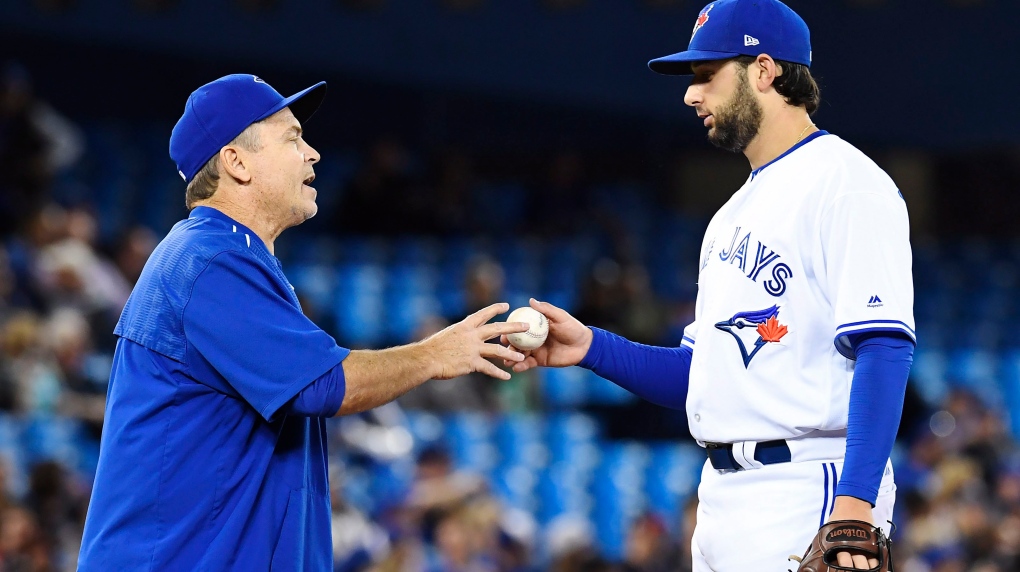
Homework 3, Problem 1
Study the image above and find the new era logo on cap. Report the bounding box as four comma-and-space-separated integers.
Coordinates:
744, 35, 759, 46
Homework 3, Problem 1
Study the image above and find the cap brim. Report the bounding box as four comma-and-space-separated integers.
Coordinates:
256, 81, 328, 124
648, 50, 741, 75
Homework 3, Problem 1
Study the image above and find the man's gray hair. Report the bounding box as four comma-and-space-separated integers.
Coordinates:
185, 123, 263, 210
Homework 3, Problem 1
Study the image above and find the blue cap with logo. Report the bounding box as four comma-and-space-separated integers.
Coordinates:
170, 74, 327, 183
648, 0, 811, 76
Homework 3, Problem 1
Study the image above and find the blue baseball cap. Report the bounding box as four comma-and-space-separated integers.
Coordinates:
648, 0, 811, 76
170, 74, 327, 183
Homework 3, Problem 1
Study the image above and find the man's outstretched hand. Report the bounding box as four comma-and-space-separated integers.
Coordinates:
501, 298, 593, 372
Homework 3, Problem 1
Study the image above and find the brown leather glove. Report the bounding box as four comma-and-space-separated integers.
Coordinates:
790, 520, 894, 572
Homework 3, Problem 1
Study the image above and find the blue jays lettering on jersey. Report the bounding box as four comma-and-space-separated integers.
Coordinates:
716, 226, 793, 297
78, 206, 349, 571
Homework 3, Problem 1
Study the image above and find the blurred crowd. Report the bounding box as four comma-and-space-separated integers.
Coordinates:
4, 58, 1020, 571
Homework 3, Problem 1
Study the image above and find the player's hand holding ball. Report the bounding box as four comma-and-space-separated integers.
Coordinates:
501, 298, 593, 373
505, 306, 549, 351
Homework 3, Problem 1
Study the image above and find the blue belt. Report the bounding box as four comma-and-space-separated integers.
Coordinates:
705, 439, 792, 471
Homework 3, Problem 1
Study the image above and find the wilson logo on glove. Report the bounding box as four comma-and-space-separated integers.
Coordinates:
791, 520, 894, 572
825, 526, 870, 542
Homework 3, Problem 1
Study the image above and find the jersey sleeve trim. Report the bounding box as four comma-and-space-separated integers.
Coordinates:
836, 319, 915, 338
681, 335, 696, 350
833, 321, 916, 360
260, 345, 350, 421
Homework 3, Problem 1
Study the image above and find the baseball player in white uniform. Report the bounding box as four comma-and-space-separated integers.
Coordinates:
505, 0, 915, 569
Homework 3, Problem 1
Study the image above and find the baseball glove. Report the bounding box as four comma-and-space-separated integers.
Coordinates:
790, 520, 894, 572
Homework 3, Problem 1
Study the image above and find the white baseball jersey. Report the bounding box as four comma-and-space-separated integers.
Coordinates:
681, 132, 914, 445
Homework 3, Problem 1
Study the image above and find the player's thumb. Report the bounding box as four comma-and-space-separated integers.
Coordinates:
530, 298, 567, 322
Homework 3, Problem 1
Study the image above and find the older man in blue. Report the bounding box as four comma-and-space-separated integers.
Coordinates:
77, 75, 529, 571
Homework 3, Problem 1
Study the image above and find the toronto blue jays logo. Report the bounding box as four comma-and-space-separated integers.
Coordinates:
691, 4, 713, 40
715, 305, 789, 368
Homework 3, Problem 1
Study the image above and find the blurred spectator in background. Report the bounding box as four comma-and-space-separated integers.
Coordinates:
616, 264, 667, 346
407, 447, 487, 515
0, 62, 83, 239
462, 256, 505, 317
109, 226, 157, 286
35, 206, 130, 348
0, 504, 52, 571
574, 258, 624, 335
43, 309, 106, 430
545, 514, 614, 572
330, 464, 391, 572
619, 513, 678, 572
25, 460, 87, 570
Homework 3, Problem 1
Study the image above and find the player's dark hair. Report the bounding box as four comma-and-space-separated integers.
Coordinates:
735, 56, 820, 116
185, 124, 263, 210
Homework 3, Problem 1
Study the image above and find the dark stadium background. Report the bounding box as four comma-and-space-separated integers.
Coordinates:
1, 0, 1018, 570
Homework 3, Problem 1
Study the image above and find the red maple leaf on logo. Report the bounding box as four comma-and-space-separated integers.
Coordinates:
757, 316, 788, 343
691, 4, 713, 39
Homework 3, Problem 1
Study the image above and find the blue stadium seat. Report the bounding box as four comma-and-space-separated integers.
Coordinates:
538, 367, 590, 408
645, 442, 704, 527
545, 414, 600, 477
999, 352, 1020, 439
493, 464, 539, 513
404, 411, 446, 451
392, 237, 442, 266
495, 413, 548, 470
910, 348, 950, 406
586, 372, 637, 405
536, 461, 593, 525
946, 348, 1003, 408
384, 262, 440, 342
20, 415, 84, 469
591, 442, 651, 560
334, 263, 386, 346
444, 413, 497, 474
289, 263, 337, 317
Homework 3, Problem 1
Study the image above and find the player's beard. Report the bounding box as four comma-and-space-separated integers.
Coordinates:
707, 71, 764, 153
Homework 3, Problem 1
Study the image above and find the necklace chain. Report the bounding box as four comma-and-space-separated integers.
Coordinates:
797, 123, 816, 142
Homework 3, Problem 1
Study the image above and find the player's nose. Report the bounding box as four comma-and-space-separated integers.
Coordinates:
684, 85, 701, 108
303, 141, 321, 164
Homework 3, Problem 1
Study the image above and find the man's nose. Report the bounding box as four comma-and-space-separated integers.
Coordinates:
684, 85, 701, 108
304, 143, 320, 164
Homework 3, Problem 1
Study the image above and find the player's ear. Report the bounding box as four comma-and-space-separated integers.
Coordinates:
753, 54, 780, 91
219, 145, 252, 184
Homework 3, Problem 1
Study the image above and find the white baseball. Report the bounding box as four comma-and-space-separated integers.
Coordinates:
506, 307, 549, 351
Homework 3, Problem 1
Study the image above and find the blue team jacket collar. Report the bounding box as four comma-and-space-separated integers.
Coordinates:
188, 206, 268, 251
750, 130, 829, 180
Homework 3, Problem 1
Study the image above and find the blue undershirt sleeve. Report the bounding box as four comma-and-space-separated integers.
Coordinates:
835, 332, 914, 505
577, 327, 692, 410
281, 361, 347, 417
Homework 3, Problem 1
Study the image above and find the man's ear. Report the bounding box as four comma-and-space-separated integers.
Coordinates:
753, 54, 780, 92
219, 145, 252, 184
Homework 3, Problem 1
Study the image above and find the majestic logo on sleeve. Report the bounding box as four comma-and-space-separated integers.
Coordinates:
715, 306, 789, 368
691, 4, 713, 39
